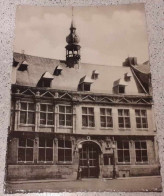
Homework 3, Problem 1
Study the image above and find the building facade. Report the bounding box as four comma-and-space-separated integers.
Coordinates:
6, 20, 160, 181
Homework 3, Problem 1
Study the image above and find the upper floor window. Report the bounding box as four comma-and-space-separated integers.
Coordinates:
18, 138, 34, 163
37, 72, 54, 88
100, 108, 113, 128
117, 141, 130, 163
118, 85, 125, 93
59, 105, 73, 127
92, 70, 99, 80
135, 141, 148, 163
118, 109, 131, 128
20, 102, 35, 125
135, 109, 148, 129
78, 76, 93, 92
82, 107, 95, 127
58, 140, 72, 162
40, 104, 54, 126
38, 138, 53, 162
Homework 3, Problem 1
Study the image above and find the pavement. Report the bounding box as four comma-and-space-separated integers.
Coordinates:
5, 176, 162, 193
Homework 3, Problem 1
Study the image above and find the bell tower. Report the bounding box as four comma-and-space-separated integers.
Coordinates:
65, 8, 81, 68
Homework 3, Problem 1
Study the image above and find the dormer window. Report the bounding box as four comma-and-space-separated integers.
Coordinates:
113, 79, 127, 94
53, 65, 63, 76
18, 60, 28, 71
124, 72, 132, 81
92, 70, 99, 79
78, 76, 93, 91
37, 72, 54, 88
118, 85, 125, 93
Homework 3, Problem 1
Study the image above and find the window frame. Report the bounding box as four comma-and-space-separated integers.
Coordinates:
39, 103, 54, 127
117, 141, 131, 164
118, 109, 131, 129
82, 107, 95, 128
58, 105, 73, 127
135, 109, 148, 129
135, 141, 148, 164
37, 138, 54, 163
57, 139, 72, 164
100, 108, 113, 129
17, 138, 34, 163
19, 101, 35, 125
118, 85, 125, 94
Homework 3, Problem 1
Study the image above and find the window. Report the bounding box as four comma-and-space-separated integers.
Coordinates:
18, 138, 34, 162
40, 104, 54, 126
100, 108, 113, 128
118, 109, 131, 128
59, 105, 72, 127
117, 141, 130, 163
118, 85, 125, 93
58, 140, 72, 162
78, 83, 91, 91
135, 141, 148, 163
40, 79, 51, 87
20, 102, 35, 124
38, 138, 53, 162
84, 83, 91, 91
135, 109, 148, 129
82, 107, 95, 127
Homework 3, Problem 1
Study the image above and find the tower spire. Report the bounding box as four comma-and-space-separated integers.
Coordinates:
65, 7, 81, 68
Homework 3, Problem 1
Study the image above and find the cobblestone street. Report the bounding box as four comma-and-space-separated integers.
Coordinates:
5, 176, 162, 193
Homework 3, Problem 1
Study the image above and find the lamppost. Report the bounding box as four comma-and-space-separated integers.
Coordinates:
111, 141, 117, 179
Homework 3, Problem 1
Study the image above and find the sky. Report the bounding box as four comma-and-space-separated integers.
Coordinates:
14, 4, 149, 66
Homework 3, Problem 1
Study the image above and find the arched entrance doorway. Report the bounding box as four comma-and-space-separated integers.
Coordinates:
78, 141, 101, 178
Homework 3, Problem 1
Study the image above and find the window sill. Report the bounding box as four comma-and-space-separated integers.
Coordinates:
17, 161, 34, 164
57, 161, 73, 165
118, 128, 131, 131
37, 161, 54, 164
135, 162, 149, 165
117, 162, 131, 165
58, 126, 73, 129
19, 124, 35, 127
136, 129, 148, 131
39, 125, 54, 128
82, 127, 95, 130
100, 127, 113, 130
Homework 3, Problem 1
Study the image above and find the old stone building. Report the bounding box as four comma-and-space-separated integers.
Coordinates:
6, 19, 160, 181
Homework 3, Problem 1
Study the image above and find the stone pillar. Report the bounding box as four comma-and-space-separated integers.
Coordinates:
34, 136, 39, 164
54, 138, 58, 164
130, 140, 136, 165
14, 99, 20, 131
35, 101, 40, 132
72, 104, 76, 134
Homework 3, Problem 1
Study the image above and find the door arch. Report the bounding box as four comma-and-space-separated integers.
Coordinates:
78, 141, 101, 178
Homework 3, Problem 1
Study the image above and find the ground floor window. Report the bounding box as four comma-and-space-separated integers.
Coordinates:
117, 141, 130, 163
135, 141, 148, 163
18, 138, 34, 162
38, 138, 53, 162
58, 140, 72, 162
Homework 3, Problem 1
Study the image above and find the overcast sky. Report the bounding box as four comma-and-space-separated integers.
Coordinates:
14, 4, 149, 66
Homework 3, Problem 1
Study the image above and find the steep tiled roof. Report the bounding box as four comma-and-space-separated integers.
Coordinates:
131, 61, 150, 75
12, 53, 146, 95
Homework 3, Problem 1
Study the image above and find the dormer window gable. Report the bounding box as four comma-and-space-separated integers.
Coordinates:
124, 72, 132, 81
37, 72, 54, 88
78, 76, 93, 91
18, 60, 28, 71
53, 65, 63, 76
92, 70, 99, 79
113, 79, 127, 94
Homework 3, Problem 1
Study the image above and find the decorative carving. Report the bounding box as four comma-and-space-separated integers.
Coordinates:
12, 86, 152, 105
